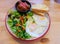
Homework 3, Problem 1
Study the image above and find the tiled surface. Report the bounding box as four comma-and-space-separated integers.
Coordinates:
0, 0, 60, 44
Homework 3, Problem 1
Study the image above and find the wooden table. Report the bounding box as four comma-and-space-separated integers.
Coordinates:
0, 0, 60, 44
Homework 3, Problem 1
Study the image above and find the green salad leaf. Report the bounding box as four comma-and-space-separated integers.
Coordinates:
27, 11, 33, 16
7, 18, 13, 27
7, 10, 34, 39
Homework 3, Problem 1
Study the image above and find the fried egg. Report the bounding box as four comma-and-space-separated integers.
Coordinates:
26, 14, 49, 39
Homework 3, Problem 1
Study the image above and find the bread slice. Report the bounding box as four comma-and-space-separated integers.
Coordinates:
32, 4, 49, 13
32, 9, 44, 16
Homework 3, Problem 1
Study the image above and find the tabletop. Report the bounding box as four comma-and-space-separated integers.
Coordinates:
0, 0, 60, 44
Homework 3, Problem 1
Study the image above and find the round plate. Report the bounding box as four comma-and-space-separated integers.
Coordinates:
5, 7, 51, 41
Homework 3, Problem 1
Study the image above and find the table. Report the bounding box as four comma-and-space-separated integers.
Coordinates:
0, 0, 60, 44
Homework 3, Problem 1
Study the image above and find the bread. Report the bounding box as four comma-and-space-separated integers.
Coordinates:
32, 4, 49, 13
32, 9, 44, 16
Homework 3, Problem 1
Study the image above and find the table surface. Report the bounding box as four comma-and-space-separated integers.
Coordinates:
0, 0, 60, 44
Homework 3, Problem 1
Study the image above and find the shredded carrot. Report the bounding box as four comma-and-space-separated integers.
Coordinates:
20, 16, 24, 24
18, 30, 21, 32
22, 26, 25, 30
16, 24, 21, 26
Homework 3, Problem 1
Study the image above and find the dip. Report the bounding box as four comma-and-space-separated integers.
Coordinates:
26, 14, 49, 40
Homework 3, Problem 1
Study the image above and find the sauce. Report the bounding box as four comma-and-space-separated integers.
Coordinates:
17, 1, 30, 12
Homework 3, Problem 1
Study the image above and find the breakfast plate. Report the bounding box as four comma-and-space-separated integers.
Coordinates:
5, 1, 51, 41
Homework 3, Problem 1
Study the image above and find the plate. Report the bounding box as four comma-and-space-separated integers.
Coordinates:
5, 7, 51, 41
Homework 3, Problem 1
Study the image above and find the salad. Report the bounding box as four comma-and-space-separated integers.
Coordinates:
7, 10, 34, 39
